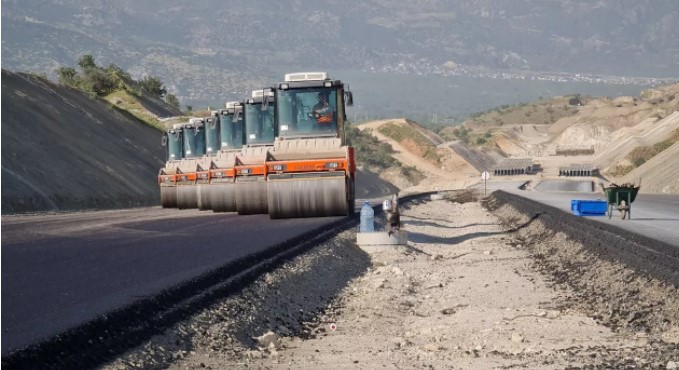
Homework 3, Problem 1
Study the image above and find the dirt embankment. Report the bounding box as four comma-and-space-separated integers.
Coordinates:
102, 193, 679, 369
1, 70, 165, 214
431, 83, 679, 194
622, 141, 679, 193
357, 119, 479, 193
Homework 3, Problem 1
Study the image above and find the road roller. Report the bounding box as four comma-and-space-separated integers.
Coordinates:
266, 72, 355, 218
196, 111, 221, 210
158, 124, 185, 208
203, 102, 245, 212
233, 88, 276, 215
173, 118, 209, 209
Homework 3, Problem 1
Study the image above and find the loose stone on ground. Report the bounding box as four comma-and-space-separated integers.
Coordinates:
103, 197, 679, 369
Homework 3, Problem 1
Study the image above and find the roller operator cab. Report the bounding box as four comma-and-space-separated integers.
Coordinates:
276, 72, 352, 142
204, 111, 221, 155
244, 89, 276, 146
267, 72, 356, 219
182, 118, 206, 158
219, 101, 245, 150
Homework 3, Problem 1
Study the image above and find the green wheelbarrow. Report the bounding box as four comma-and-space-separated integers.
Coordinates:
600, 183, 640, 220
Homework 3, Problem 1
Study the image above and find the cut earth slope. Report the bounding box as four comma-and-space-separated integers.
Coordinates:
1, 70, 166, 214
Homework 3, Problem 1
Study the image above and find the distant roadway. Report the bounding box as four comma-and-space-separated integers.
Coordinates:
505, 189, 679, 247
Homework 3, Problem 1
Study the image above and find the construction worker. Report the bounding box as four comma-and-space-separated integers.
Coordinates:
311, 90, 335, 125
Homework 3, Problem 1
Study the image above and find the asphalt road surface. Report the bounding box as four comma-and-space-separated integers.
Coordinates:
355, 169, 400, 200
1, 208, 343, 354
505, 189, 679, 247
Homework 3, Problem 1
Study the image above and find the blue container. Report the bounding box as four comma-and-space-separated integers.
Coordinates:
359, 202, 375, 232
571, 199, 607, 216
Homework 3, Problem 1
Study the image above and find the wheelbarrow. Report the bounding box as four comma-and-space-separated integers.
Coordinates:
600, 183, 640, 220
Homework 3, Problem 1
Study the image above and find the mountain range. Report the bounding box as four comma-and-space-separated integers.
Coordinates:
3, 0, 678, 108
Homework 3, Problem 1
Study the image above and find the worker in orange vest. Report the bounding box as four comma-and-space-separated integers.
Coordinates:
311, 90, 335, 124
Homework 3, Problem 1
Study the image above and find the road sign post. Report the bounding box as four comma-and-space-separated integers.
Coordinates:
481, 171, 490, 196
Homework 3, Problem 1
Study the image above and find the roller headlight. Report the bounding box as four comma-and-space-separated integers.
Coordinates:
325, 162, 339, 169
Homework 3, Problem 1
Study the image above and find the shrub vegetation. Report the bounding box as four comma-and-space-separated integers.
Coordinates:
56, 54, 171, 102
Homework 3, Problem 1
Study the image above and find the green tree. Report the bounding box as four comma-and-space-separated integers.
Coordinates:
57, 66, 79, 86
166, 93, 180, 109
105, 63, 130, 80
81, 67, 117, 96
103, 63, 131, 91
78, 54, 97, 69
139, 76, 167, 97
185, 105, 193, 113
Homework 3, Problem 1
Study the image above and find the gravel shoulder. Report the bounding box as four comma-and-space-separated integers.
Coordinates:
103, 195, 679, 369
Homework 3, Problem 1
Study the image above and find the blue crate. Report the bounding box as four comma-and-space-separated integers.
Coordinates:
571, 199, 607, 216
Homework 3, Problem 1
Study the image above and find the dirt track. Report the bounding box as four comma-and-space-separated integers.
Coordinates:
102, 194, 679, 369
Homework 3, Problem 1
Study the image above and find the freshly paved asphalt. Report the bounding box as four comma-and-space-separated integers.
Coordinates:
4, 179, 675, 355
1, 208, 342, 354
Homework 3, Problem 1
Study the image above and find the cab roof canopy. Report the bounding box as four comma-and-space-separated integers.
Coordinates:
280, 72, 343, 90
284, 72, 329, 82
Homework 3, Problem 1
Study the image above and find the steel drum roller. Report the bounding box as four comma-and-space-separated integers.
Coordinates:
211, 183, 238, 213
236, 177, 268, 215
176, 186, 198, 209
267, 172, 348, 219
160, 187, 178, 208
197, 185, 211, 211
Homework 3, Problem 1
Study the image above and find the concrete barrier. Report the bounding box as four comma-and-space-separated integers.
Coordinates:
356, 230, 408, 253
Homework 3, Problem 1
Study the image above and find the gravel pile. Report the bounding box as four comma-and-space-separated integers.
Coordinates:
487, 197, 679, 368
102, 195, 679, 369
102, 230, 371, 369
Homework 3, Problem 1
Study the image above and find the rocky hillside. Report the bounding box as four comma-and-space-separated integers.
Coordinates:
622, 141, 679, 193
359, 83, 679, 195
1, 70, 167, 214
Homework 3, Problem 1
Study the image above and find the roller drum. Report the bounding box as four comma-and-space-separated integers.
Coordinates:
267, 173, 348, 219
176, 185, 198, 209
160, 186, 178, 208
236, 177, 268, 215
211, 183, 238, 213
197, 185, 211, 210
